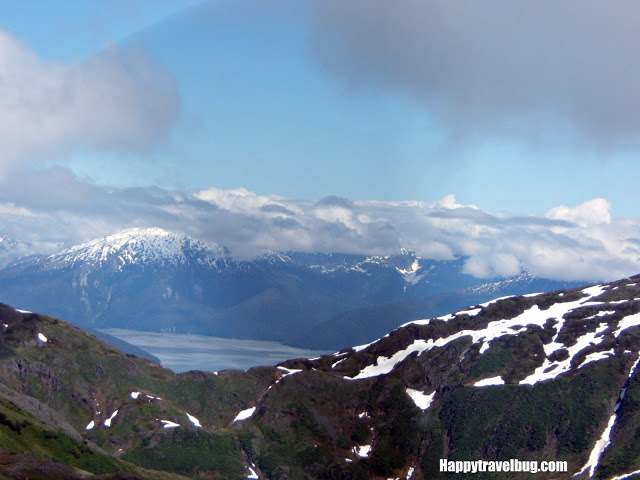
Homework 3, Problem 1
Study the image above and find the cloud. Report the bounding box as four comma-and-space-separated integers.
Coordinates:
261, 204, 297, 216
463, 253, 521, 278
545, 198, 612, 227
0, 29, 178, 174
0, 172, 639, 282
316, 196, 354, 208
194, 187, 297, 216
308, 1, 640, 148
0, 203, 37, 217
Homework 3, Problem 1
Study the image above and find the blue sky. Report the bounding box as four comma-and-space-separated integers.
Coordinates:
0, 0, 637, 215
1, 1, 640, 281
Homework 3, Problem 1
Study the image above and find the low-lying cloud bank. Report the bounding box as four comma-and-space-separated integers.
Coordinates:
0, 171, 637, 283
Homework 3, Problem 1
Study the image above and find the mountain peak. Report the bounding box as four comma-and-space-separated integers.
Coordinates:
43, 227, 228, 270
0, 234, 35, 269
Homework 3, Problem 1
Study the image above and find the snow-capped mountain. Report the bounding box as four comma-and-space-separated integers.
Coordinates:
294, 248, 426, 284
272, 274, 640, 479
0, 228, 583, 349
39, 227, 229, 271
0, 234, 36, 269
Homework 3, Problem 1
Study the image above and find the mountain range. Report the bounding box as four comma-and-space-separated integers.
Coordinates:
0, 228, 584, 350
2, 275, 640, 478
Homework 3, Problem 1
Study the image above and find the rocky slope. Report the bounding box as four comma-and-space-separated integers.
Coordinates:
3, 276, 640, 478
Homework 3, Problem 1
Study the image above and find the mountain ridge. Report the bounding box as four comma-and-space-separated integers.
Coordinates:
0, 228, 587, 349
33, 227, 230, 271
3, 275, 640, 478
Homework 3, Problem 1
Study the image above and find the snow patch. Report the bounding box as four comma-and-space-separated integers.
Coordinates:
574, 413, 617, 477
352, 342, 374, 353
520, 325, 606, 385
247, 466, 259, 479
346, 340, 432, 380
131, 391, 140, 399
332, 358, 347, 369
353, 445, 371, 458
186, 412, 201, 428
474, 376, 505, 387
397, 259, 425, 285
574, 352, 640, 477
161, 420, 180, 429
348, 285, 615, 382
581, 285, 607, 299
85, 420, 95, 430
585, 311, 617, 320
37, 333, 47, 343
277, 366, 302, 377
608, 468, 640, 480
579, 350, 615, 368
614, 312, 640, 337
104, 410, 118, 428
396, 259, 420, 276
234, 407, 256, 423
406, 389, 435, 410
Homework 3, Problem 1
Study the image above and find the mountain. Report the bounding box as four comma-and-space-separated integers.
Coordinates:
38, 227, 229, 270
0, 234, 38, 269
0, 228, 583, 350
294, 272, 582, 349
3, 275, 640, 478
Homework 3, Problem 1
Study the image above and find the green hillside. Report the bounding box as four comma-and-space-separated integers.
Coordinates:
1, 275, 640, 478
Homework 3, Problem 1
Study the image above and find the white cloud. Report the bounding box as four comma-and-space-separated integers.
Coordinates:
463, 253, 521, 278
545, 198, 611, 227
0, 202, 37, 217
195, 187, 298, 215
0, 175, 638, 282
0, 29, 178, 174
313, 206, 359, 231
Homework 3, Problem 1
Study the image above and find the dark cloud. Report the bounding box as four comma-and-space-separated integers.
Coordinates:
0, 168, 97, 210
309, 1, 640, 148
272, 217, 302, 229
316, 195, 354, 208
261, 204, 297, 216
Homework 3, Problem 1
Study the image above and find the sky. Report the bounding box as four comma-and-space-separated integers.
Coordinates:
1, 0, 640, 281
